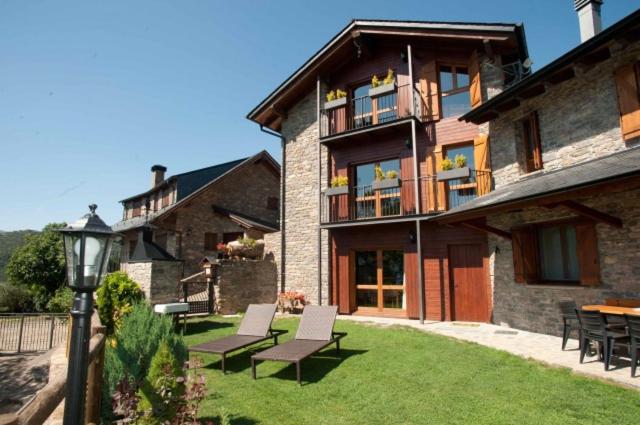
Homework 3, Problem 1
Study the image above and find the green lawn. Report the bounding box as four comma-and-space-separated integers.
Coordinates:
184, 316, 640, 425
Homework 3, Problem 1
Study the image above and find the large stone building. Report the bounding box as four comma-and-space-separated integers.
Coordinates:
112, 151, 280, 302
247, 2, 640, 335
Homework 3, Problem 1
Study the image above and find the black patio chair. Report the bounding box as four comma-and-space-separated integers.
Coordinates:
559, 301, 581, 350
624, 314, 640, 377
577, 309, 629, 371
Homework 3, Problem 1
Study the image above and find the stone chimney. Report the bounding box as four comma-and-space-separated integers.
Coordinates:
574, 0, 603, 43
151, 165, 167, 188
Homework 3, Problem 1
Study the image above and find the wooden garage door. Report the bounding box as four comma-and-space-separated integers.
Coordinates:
448, 244, 490, 322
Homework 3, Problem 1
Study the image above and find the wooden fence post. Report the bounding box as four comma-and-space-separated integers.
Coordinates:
84, 325, 107, 425
16, 314, 25, 353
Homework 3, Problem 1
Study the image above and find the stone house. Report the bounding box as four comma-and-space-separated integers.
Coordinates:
248, 3, 640, 335
112, 151, 280, 302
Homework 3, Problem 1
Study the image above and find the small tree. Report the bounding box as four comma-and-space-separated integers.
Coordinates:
5, 223, 66, 297
96, 271, 144, 334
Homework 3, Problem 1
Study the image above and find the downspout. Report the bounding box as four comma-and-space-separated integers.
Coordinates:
317, 75, 323, 306
408, 44, 425, 324
260, 125, 286, 294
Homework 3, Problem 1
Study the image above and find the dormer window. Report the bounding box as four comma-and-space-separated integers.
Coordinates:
439, 65, 471, 118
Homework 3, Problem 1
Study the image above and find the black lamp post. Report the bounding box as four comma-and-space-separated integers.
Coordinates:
58, 204, 119, 425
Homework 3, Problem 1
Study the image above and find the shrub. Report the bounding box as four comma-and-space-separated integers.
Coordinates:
0, 282, 33, 312
102, 303, 187, 422
326, 90, 336, 102
374, 165, 385, 181
46, 286, 74, 313
238, 237, 256, 248
386, 170, 398, 179
371, 74, 380, 88
383, 68, 395, 85
441, 157, 453, 171
454, 154, 467, 168
137, 341, 184, 422
335, 89, 347, 99
330, 175, 348, 188
96, 271, 143, 334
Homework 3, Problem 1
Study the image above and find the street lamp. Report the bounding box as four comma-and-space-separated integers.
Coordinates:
58, 204, 119, 425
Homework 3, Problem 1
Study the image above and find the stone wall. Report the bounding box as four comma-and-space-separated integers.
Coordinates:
279, 89, 330, 305
490, 42, 640, 188
263, 231, 281, 290
126, 260, 184, 304
488, 188, 640, 336
214, 259, 278, 314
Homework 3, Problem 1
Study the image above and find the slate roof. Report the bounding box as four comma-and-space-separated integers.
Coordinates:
433, 146, 640, 221
212, 205, 279, 233
120, 157, 247, 203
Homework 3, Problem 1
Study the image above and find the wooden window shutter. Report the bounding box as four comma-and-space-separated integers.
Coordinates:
614, 63, 640, 141
530, 112, 543, 170
511, 225, 538, 284
419, 60, 440, 122
575, 221, 600, 286
473, 134, 491, 195
469, 50, 482, 108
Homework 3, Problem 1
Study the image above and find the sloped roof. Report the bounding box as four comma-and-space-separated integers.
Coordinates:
432, 147, 640, 223
212, 205, 279, 233
120, 157, 247, 203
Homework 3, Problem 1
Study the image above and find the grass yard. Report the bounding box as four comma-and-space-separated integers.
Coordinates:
184, 316, 640, 425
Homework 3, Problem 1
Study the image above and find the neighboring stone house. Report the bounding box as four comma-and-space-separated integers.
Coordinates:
112, 151, 280, 303
247, 3, 640, 335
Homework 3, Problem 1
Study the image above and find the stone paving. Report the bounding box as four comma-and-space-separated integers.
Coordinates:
336, 315, 640, 389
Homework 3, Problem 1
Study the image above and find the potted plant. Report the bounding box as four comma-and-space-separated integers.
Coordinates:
369, 69, 396, 98
325, 175, 349, 196
216, 242, 228, 259
277, 291, 306, 313
373, 168, 401, 190
324, 89, 347, 110
437, 154, 471, 181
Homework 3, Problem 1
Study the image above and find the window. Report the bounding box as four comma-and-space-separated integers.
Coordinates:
520, 112, 543, 172
444, 143, 477, 205
354, 249, 404, 311
354, 159, 401, 219
132, 200, 142, 217
614, 61, 640, 141
222, 232, 243, 244
267, 196, 279, 210
128, 239, 138, 258
512, 220, 599, 286
538, 224, 579, 282
439, 65, 471, 118
352, 77, 398, 129
204, 232, 218, 251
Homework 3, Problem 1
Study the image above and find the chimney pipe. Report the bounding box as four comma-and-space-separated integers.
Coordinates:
574, 0, 603, 43
151, 165, 167, 188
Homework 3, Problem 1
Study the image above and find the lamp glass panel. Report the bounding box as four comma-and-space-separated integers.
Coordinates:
64, 233, 80, 286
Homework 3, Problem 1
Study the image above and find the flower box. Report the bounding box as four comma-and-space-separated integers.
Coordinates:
324, 97, 347, 110
324, 186, 349, 196
437, 167, 470, 181
368, 82, 396, 98
372, 178, 400, 190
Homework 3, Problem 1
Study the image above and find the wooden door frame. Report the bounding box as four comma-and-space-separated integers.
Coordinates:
350, 247, 406, 314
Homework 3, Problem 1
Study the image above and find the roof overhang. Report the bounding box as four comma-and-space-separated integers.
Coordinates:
247, 19, 527, 132
460, 9, 640, 125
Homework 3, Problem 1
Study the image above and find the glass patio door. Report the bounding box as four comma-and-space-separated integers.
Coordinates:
354, 250, 405, 312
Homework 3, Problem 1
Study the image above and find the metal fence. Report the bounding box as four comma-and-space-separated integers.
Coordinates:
0, 313, 69, 353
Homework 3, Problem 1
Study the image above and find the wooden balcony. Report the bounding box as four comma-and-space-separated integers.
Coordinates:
320, 170, 492, 225
320, 84, 425, 140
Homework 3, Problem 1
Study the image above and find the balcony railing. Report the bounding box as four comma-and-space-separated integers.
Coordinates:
320, 170, 492, 224
320, 84, 425, 138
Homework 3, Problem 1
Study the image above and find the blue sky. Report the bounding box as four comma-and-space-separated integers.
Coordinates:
0, 1, 637, 231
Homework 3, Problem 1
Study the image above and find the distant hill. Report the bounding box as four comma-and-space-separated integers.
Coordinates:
0, 230, 38, 282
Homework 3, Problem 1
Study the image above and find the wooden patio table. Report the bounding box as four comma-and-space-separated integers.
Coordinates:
582, 305, 640, 316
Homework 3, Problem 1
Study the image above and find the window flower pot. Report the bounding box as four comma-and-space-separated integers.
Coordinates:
368, 82, 396, 98
437, 167, 470, 181
324, 97, 347, 110
324, 186, 349, 196
372, 178, 400, 190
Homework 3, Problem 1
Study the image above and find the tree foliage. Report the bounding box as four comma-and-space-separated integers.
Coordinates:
96, 271, 144, 334
5, 223, 66, 294
0, 229, 38, 283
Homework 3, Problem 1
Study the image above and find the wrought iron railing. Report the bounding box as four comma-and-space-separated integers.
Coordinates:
320, 84, 425, 138
320, 170, 492, 224
0, 313, 69, 353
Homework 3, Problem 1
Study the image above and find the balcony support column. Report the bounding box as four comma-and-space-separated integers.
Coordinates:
317, 75, 323, 305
